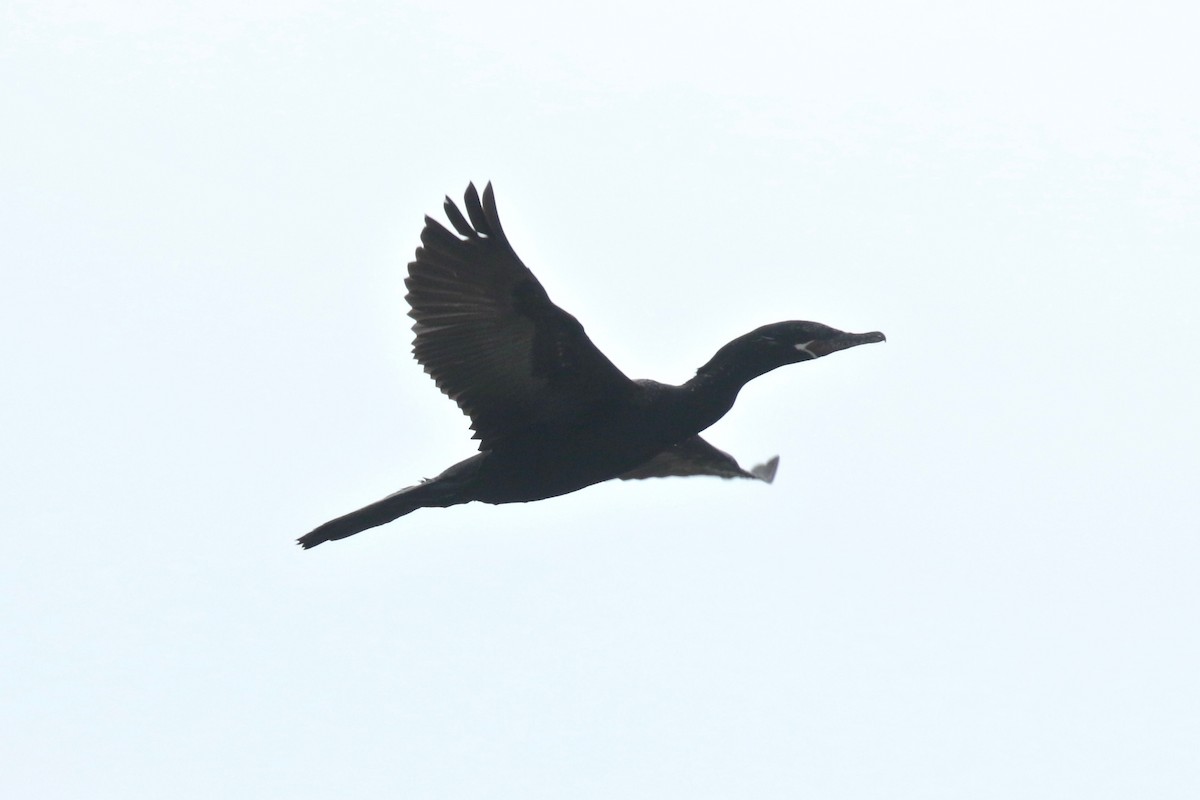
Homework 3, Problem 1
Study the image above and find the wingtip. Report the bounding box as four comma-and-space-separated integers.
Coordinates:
441, 195, 475, 238
480, 181, 506, 243
750, 455, 780, 484
461, 183, 489, 234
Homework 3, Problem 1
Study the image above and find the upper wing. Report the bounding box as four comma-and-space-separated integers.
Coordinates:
404, 183, 635, 449
617, 436, 779, 483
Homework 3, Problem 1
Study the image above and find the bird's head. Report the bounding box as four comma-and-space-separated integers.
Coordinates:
749, 321, 886, 364
696, 320, 886, 386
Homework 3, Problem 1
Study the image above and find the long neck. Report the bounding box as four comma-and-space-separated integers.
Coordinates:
694, 332, 789, 388
677, 335, 787, 432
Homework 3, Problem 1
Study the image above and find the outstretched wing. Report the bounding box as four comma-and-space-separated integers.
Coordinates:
618, 436, 779, 483
404, 183, 635, 449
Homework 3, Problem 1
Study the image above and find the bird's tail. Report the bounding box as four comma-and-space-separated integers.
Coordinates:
297, 485, 421, 549
297, 455, 484, 549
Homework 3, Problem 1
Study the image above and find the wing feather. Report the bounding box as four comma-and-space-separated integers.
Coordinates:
404, 183, 634, 449
618, 437, 779, 483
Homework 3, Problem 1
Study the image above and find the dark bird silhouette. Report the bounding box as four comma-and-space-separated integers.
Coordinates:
298, 184, 884, 548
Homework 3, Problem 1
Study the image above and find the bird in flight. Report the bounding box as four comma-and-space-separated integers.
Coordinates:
299, 184, 884, 548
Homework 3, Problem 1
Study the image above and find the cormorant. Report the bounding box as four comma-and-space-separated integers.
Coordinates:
299, 184, 884, 548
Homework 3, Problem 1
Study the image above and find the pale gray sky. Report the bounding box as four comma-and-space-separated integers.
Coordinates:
3, 1, 1198, 798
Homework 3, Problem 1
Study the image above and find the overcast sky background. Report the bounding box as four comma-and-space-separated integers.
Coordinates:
3, 1, 1198, 797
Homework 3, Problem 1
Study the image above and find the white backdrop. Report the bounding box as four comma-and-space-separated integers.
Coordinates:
4, 1, 1198, 797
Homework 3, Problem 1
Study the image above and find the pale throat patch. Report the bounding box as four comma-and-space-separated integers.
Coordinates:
794, 341, 817, 358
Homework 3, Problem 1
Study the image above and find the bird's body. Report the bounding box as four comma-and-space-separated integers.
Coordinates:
299, 184, 884, 548
416, 377, 737, 504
